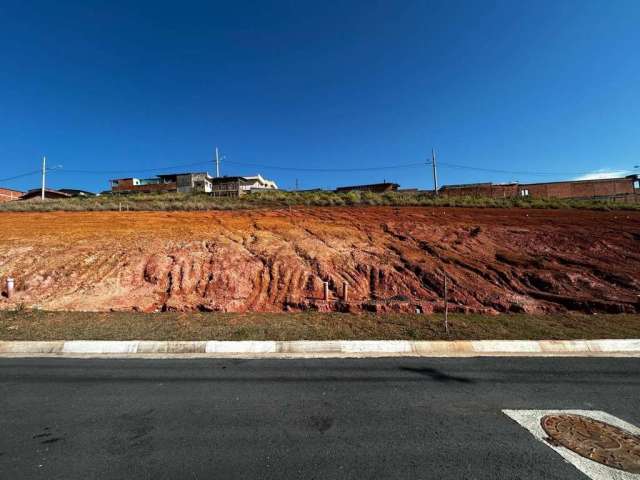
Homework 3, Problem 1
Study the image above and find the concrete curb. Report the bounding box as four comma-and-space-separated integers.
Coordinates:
1, 339, 640, 358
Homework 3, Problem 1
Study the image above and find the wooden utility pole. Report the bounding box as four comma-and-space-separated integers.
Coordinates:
41, 156, 46, 201
431, 148, 438, 195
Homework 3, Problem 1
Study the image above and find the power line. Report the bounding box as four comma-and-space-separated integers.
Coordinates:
223, 159, 426, 172
2, 157, 635, 181
225, 159, 636, 177
436, 161, 618, 177
45, 159, 429, 174
57, 160, 213, 175
0, 159, 427, 182
0, 169, 43, 183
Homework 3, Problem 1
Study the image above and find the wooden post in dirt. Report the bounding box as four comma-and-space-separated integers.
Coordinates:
343, 282, 349, 302
6, 277, 14, 299
323, 282, 329, 301
444, 272, 449, 334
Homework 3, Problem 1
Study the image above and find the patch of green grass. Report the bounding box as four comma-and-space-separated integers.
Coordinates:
0, 310, 639, 341
0, 190, 638, 212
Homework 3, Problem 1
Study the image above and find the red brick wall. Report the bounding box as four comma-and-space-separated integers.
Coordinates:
525, 178, 635, 199
111, 182, 176, 193
0, 188, 23, 202
441, 184, 518, 198
443, 178, 637, 200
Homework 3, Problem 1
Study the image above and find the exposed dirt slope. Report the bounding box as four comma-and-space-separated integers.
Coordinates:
0, 207, 638, 314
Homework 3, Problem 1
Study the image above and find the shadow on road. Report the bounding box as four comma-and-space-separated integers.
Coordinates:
399, 366, 474, 383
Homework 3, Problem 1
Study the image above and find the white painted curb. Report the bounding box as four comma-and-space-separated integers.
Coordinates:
0, 339, 640, 357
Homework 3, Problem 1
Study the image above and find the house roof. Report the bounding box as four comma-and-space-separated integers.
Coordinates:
210, 176, 247, 183
242, 174, 278, 189
441, 175, 637, 191
157, 172, 209, 179
440, 182, 493, 189
58, 188, 96, 196
20, 188, 72, 200
517, 176, 636, 187
335, 182, 400, 191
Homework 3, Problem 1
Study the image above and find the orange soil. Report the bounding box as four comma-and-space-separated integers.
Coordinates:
0, 207, 638, 314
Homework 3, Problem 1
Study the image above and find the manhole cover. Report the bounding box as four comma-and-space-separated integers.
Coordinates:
541, 414, 640, 473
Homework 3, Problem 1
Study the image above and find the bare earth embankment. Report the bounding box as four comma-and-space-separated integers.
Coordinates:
0, 207, 639, 314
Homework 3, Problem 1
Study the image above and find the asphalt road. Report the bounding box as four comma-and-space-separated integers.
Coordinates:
1, 357, 639, 479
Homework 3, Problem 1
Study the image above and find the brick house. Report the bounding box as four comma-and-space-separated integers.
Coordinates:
0, 187, 24, 202
111, 172, 278, 196
210, 175, 279, 197
335, 182, 400, 193
19, 189, 72, 200
110, 176, 178, 194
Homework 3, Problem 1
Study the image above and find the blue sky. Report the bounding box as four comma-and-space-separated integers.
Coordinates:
1, 0, 639, 193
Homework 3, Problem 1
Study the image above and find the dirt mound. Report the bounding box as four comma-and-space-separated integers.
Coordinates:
0, 207, 638, 314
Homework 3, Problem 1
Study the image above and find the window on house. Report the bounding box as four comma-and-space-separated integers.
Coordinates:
520, 189, 529, 197
634, 180, 639, 190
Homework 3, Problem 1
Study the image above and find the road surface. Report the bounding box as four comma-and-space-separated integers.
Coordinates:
1, 357, 639, 479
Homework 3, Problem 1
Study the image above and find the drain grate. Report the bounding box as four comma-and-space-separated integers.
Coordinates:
541, 414, 640, 474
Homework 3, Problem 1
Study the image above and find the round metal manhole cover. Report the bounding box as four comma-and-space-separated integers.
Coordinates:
541, 414, 640, 473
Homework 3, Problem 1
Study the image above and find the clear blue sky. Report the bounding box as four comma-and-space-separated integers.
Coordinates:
1, 0, 639, 193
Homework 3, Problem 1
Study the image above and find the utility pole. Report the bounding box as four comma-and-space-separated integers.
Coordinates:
41, 155, 46, 201
431, 148, 439, 195
295, 178, 299, 191
215, 147, 220, 178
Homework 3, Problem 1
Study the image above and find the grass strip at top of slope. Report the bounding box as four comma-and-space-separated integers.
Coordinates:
0, 311, 639, 341
1, 190, 639, 212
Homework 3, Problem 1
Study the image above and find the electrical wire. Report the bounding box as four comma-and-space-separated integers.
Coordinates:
222, 159, 426, 172
435, 161, 622, 177
57, 160, 213, 175
3, 158, 635, 181
0, 169, 43, 183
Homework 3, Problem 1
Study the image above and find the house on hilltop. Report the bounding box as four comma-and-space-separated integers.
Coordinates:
110, 172, 278, 196
210, 175, 279, 197
110, 176, 176, 194
58, 188, 96, 197
20, 189, 72, 200
335, 182, 399, 193
0, 187, 24, 202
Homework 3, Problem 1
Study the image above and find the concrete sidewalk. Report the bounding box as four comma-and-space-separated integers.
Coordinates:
1, 339, 640, 357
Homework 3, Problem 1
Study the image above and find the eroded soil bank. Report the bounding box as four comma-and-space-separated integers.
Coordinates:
0, 207, 638, 314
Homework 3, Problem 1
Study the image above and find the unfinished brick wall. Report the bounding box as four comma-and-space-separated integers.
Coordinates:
443, 178, 637, 200
0, 188, 23, 202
